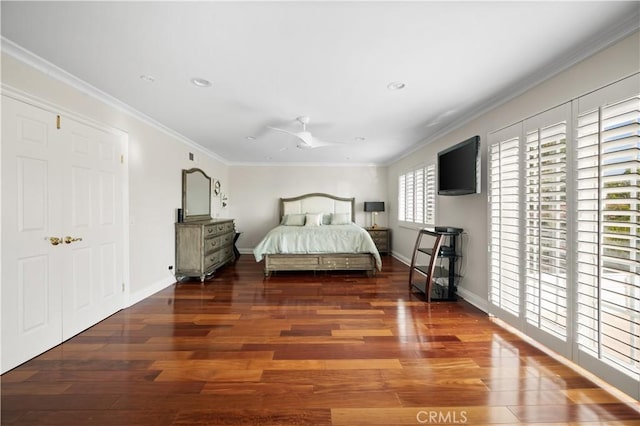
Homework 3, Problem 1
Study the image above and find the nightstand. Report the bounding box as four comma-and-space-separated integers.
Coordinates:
366, 227, 391, 255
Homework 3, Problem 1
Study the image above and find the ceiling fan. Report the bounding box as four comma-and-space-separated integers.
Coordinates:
267, 116, 349, 149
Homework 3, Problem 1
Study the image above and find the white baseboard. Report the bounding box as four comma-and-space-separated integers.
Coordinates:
455, 287, 488, 313
126, 276, 175, 308
391, 252, 488, 313
391, 251, 411, 266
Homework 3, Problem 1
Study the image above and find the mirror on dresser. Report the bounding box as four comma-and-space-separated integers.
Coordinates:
182, 168, 212, 221
176, 168, 236, 282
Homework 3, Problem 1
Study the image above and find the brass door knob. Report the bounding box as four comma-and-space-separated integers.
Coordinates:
46, 237, 63, 246
64, 236, 83, 244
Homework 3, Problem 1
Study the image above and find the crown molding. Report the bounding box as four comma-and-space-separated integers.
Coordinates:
1, 37, 231, 166
229, 160, 383, 167
387, 14, 640, 167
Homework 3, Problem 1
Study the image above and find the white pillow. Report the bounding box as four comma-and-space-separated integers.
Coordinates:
330, 212, 351, 225
305, 213, 322, 226
282, 214, 306, 226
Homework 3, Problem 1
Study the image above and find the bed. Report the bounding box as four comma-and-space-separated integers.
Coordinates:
253, 193, 382, 277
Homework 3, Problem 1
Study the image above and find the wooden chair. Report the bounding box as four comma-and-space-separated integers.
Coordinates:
409, 230, 444, 303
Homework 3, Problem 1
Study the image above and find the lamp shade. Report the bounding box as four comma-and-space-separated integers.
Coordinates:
364, 201, 385, 212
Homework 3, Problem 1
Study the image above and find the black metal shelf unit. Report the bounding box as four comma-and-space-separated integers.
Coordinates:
409, 227, 462, 302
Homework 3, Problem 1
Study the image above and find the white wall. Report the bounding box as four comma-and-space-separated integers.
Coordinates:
229, 165, 387, 251
387, 31, 640, 310
1, 52, 230, 304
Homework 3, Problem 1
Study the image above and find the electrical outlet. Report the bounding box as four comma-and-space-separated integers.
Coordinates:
168, 265, 173, 270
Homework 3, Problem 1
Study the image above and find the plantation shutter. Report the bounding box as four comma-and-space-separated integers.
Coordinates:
523, 104, 571, 352
488, 124, 522, 322
415, 167, 425, 223
425, 164, 436, 225
576, 81, 640, 386
406, 171, 415, 222
398, 175, 406, 222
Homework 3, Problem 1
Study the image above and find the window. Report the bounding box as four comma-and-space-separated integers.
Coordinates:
488, 74, 640, 398
398, 165, 436, 226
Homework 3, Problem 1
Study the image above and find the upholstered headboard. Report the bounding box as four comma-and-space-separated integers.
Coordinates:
279, 193, 355, 223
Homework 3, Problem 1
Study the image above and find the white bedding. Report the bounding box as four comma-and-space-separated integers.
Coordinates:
253, 223, 382, 270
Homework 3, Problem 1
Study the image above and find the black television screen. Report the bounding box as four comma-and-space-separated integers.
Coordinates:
437, 135, 480, 195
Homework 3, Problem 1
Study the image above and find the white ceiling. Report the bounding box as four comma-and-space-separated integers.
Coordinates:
2, 1, 639, 165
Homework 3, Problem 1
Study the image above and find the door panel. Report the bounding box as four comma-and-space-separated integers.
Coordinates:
99, 242, 117, 298
71, 247, 92, 311
17, 157, 48, 231
99, 171, 116, 225
71, 166, 92, 228
18, 255, 50, 332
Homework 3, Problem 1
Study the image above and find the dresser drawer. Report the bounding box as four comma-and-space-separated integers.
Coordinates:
205, 236, 221, 253
368, 230, 387, 240
221, 246, 233, 262
222, 221, 234, 233
204, 251, 221, 270
210, 221, 233, 235
370, 235, 388, 246
204, 224, 219, 237
322, 255, 373, 269
222, 232, 233, 245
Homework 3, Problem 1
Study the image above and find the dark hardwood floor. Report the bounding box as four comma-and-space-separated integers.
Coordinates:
2, 255, 639, 425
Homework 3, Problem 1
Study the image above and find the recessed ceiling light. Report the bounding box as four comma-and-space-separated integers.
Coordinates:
139, 74, 155, 83
387, 81, 406, 91
191, 77, 211, 88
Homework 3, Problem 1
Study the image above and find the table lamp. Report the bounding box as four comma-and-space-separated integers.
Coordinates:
364, 201, 385, 229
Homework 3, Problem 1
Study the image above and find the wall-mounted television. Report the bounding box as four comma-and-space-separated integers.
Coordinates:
437, 135, 480, 196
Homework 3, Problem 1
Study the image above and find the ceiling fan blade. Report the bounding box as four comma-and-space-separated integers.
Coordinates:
267, 126, 299, 138
268, 118, 352, 150
306, 137, 337, 148
267, 126, 314, 146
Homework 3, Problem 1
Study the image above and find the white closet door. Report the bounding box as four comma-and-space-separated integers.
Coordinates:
61, 117, 124, 340
1, 96, 64, 372
1, 95, 125, 372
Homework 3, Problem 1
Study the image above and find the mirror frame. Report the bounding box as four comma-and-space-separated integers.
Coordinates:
182, 168, 212, 222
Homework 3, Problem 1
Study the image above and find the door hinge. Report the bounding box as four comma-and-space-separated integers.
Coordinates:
122, 282, 125, 292
120, 154, 124, 164
56, 115, 61, 129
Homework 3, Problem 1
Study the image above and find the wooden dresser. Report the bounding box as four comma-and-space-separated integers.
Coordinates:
175, 218, 235, 281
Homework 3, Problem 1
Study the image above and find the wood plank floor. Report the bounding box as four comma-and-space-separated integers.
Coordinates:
2, 255, 639, 425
